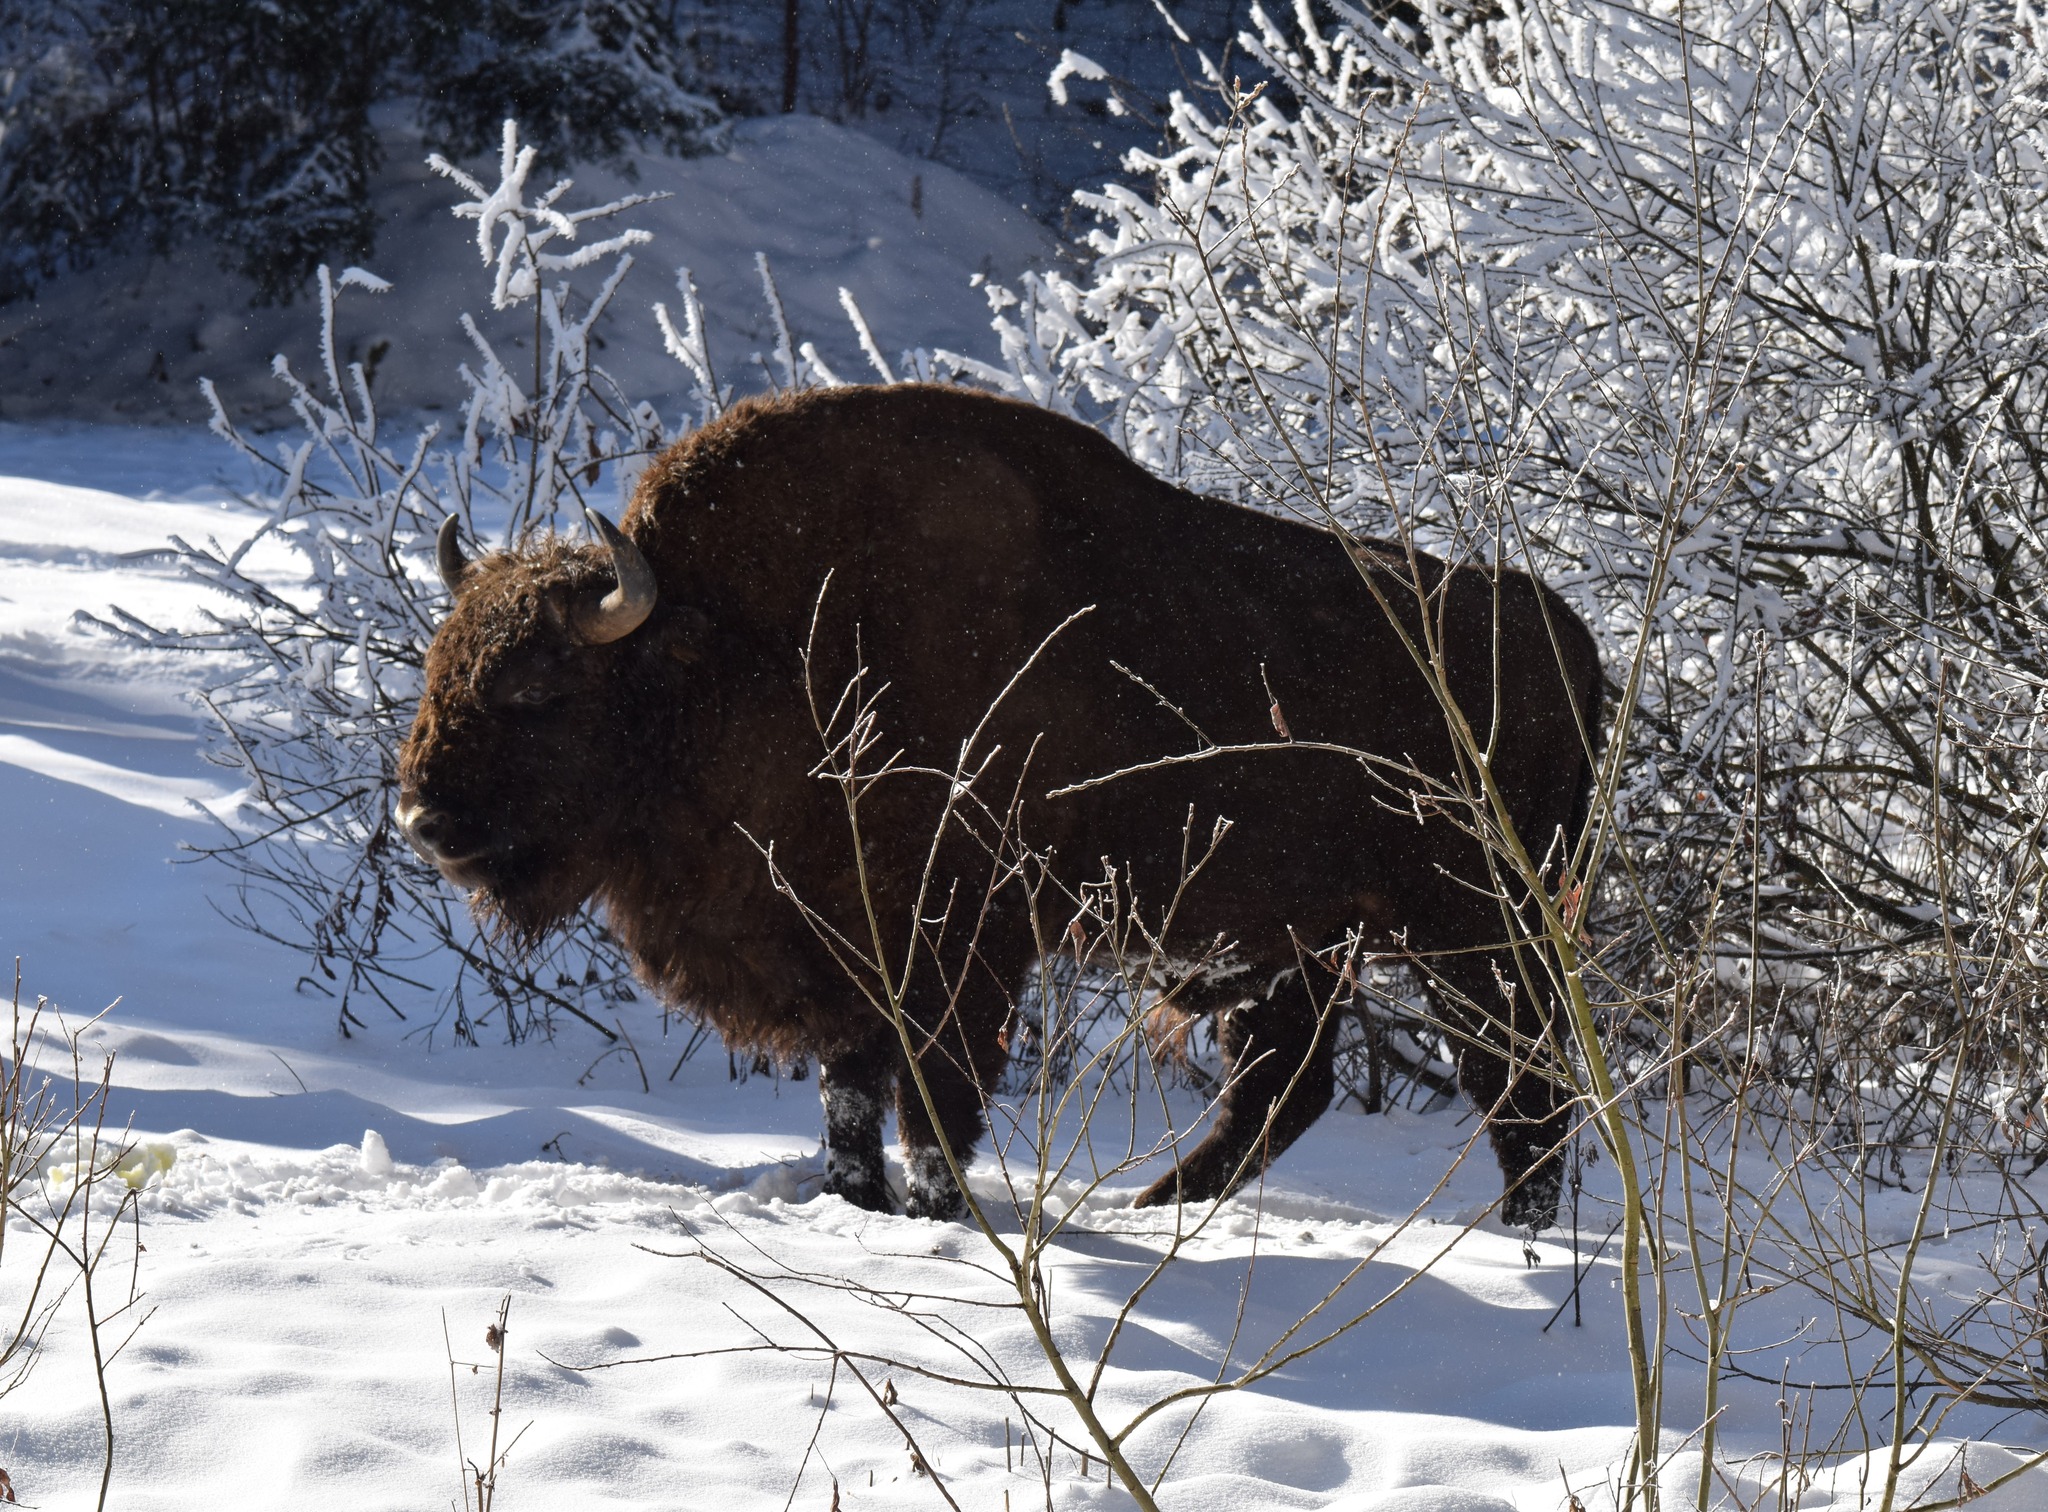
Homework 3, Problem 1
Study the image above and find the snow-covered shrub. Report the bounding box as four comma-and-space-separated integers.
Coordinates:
93, 120, 911, 1042
972, 0, 2048, 1130
945, 0, 2048, 1486
92, 124, 690, 1040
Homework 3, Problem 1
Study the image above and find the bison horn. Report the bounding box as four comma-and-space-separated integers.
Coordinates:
436, 514, 470, 594
575, 508, 657, 644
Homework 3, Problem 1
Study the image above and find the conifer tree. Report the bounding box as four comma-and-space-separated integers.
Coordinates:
0, 0, 724, 305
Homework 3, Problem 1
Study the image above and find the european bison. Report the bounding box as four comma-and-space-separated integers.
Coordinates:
396, 384, 1601, 1227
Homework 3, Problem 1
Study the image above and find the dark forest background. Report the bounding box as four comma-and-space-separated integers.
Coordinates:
0, 0, 1244, 306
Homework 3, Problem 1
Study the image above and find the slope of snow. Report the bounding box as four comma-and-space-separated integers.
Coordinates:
0, 114, 1058, 429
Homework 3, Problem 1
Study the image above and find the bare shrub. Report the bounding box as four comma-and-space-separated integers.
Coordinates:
444, 1294, 525, 1512
1, 961, 156, 1510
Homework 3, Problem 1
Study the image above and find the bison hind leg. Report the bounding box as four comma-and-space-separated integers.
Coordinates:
896, 991, 1013, 1224
1133, 972, 1335, 1209
903, 1148, 965, 1223
820, 1045, 893, 1213
1423, 951, 1572, 1233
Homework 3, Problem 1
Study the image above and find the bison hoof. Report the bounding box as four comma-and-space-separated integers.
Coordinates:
1501, 1169, 1562, 1232
821, 1166, 894, 1214
903, 1148, 965, 1223
904, 1185, 965, 1222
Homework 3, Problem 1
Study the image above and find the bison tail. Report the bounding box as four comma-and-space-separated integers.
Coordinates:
1142, 999, 1199, 1068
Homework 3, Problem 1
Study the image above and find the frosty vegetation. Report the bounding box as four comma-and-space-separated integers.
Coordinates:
90, 119, 933, 1044
950, 0, 2048, 1502
984, 0, 2048, 1028
81, 0, 2048, 1503
967, 0, 2048, 1140
91, 123, 671, 1041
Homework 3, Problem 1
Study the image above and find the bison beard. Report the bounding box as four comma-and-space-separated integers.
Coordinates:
395, 384, 1602, 1229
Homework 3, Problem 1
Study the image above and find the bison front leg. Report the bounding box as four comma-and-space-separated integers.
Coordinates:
896, 1065, 982, 1223
819, 1042, 893, 1213
895, 980, 1013, 1223
1426, 952, 1572, 1232
1133, 985, 1335, 1209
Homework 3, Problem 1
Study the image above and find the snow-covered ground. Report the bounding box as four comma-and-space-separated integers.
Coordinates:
3, 119, 2046, 1512
0, 114, 1058, 428
6, 425, 2046, 1512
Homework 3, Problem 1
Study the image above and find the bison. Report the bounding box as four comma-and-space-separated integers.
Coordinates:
396, 384, 1601, 1228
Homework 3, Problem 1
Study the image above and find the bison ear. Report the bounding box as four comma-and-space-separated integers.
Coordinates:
436, 514, 470, 594
574, 508, 658, 644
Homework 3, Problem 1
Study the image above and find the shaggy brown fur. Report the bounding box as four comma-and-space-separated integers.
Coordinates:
396, 384, 1602, 1226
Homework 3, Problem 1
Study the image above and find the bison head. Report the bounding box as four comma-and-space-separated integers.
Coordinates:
395, 509, 660, 945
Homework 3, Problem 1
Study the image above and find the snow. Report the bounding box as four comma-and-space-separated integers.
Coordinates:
2, 123, 2046, 1512
0, 114, 1059, 428
4, 422, 2047, 1512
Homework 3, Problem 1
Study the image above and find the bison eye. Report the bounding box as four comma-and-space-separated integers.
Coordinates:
503, 682, 563, 711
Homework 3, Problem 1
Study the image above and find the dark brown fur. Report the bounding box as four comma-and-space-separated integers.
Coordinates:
397, 384, 1602, 1225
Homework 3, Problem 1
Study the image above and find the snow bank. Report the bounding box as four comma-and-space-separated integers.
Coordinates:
0, 116, 1057, 428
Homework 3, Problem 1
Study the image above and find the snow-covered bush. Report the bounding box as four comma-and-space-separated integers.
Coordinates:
975, 0, 2048, 1125
93, 124, 692, 1040
93, 120, 916, 1042
948, 0, 2048, 1495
